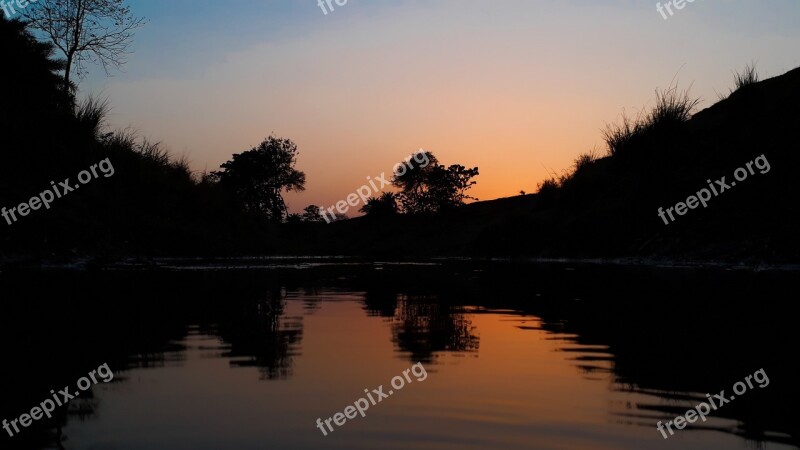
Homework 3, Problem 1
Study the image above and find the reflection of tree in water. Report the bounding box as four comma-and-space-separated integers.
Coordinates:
520, 275, 800, 448
298, 286, 324, 315
215, 288, 303, 380
391, 296, 479, 364
363, 290, 399, 318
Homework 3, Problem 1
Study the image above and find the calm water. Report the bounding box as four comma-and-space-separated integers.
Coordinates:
1, 261, 797, 449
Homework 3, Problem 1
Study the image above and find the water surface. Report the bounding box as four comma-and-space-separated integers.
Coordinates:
1, 262, 796, 449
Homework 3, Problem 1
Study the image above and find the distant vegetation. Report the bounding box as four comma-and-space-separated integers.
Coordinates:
2, 13, 796, 262
360, 192, 400, 218
391, 152, 479, 215
211, 136, 307, 223
0, 16, 481, 260
536, 63, 769, 199
315, 151, 479, 221
298, 64, 799, 260
0, 16, 272, 258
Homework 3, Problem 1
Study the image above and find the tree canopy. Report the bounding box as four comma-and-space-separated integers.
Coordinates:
360, 192, 399, 217
212, 136, 306, 222
392, 152, 478, 214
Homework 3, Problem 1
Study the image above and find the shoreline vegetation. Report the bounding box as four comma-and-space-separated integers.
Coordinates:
2, 15, 797, 266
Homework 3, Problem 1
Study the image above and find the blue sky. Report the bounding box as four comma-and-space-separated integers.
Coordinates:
81, 1, 800, 212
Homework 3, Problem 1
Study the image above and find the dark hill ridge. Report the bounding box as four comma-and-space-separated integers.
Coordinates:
290, 67, 800, 261
2, 11, 795, 264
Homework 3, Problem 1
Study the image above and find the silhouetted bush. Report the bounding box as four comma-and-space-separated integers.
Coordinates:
604, 84, 699, 157
733, 62, 759, 91
0, 16, 272, 258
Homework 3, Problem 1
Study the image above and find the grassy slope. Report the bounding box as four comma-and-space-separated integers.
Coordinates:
0, 17, 275, 260
287, 67, 800, 261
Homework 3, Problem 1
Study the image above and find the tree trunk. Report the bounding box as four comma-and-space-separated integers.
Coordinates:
63, 55, 73, 92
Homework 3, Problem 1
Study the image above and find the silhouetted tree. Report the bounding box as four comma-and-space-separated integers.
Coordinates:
359, 192, 398, 217
431, 163, 480, 208
392, 151, 438, 213
1, 16, 74, 138
392, 152, 478, 214
285, 213, 303, 224
23, 0, 147, 90
212, 136, 306, 222
301, 205, 325, 223
1, 16, 74, 195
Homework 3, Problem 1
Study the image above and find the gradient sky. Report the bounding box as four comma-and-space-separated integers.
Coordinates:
82, 0, 800, 214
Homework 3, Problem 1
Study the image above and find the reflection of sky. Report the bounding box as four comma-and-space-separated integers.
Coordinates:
81, 1, 800, 212
63, 294, 780, 450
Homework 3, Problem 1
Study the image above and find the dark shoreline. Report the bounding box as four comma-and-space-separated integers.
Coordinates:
2, 254, 798, 272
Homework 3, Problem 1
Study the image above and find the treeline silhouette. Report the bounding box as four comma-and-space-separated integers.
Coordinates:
0, 17, 275, 259
1, 16, 483, 261
4, 12, 797, 262
296, 65, 800, 261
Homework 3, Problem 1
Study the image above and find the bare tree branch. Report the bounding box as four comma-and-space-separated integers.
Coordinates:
23, 0, 147, 91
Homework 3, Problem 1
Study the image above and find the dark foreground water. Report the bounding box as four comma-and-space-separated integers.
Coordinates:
0, 260, 797, 450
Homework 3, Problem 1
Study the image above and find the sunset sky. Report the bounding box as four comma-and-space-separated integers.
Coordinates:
82, 0, 800, 214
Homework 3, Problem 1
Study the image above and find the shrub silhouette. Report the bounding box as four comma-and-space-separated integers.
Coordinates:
0, 17, 271, 257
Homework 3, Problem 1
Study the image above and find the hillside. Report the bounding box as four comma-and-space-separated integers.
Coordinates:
0, 17, 276, 260
285, 67, 800, 262
3, 11, 797, 264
